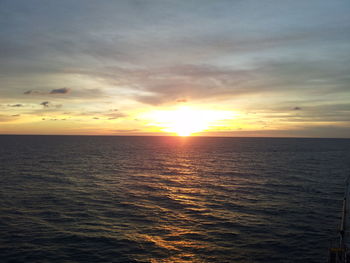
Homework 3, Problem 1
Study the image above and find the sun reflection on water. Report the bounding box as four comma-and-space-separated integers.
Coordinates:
124, 155, 225, 262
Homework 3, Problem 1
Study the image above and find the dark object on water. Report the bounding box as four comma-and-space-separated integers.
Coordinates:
329, 177, 350, 263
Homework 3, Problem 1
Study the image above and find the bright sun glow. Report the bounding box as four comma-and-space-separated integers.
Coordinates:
144, 106, 233, 136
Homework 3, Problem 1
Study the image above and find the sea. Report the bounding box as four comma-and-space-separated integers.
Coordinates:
1, 135, 350, 263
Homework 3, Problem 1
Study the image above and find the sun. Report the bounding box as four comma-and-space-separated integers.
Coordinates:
163, 107, 208, 136
144, 106, 232, 136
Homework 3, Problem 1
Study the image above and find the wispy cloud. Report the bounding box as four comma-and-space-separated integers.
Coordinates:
8, 104, 23, 107
39, 101, 62, 108
105, 112, 127, 120
72, 60, 349, 106
40, 101, 50, 108
24, 90, 42, 95
0, 114, 20, 122
25, 88, 71, 95
49, 88, 70, 94
111, 129, 140, 133
81, 109, 128, 120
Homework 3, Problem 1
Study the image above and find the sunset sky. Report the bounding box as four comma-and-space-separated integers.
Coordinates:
1, 0, 350, 137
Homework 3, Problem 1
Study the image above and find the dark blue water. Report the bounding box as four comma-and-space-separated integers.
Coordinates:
1, 136, 350, 262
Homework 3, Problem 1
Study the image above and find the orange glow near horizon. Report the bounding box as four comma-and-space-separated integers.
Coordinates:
144, 106, 234, 136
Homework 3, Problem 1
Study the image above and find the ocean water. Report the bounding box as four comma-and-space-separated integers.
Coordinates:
1, 136, 350, 263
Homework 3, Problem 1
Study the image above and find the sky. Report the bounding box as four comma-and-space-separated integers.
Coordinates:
1, 0, 350, 137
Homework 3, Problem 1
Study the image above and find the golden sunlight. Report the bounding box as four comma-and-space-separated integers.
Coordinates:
144, 106, 233, 136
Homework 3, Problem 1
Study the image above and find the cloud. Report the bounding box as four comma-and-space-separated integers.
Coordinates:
105, 112, 127, 120
100, 109, 128, 120
72, 64, 259, 105
42, 118, 66, 121
40, 101, 50, 108
22, 87, 106, 101
251, 102, 350, 124
112, 129, 140, 133
73, 109, 127, 120
0, 114, 20, 122
25, 88, 71, 96
49, 88, 71, 94
24, 90, 42, 95
8, 104, 23, 107
69, 59, 349, 106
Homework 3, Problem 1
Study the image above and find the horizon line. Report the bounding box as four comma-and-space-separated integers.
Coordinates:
0, 134, 349, 140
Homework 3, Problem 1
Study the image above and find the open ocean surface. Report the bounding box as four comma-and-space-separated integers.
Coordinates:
1, 135, 350, 263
